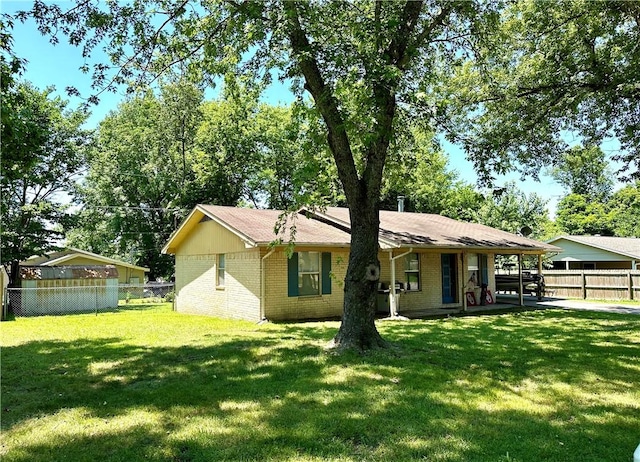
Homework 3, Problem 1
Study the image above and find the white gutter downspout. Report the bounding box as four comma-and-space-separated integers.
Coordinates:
260, 248, 276, 322
389, 248, 413, 317
518, 253, 524, 307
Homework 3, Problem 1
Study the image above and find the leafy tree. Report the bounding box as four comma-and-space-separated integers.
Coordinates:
246, 102, 340, 210
191, 77, 330, 211
555, 193, 615, 236
608, 182, 640, 237
442, 0, 640, 182
1, 81, 90, 285
1, 17, 32, 180
23, 0, 477, 350
475, 182, 550, 239
21, 1, 639, 350
380, 127, 484, 218
549, 145, 614, 202
70, 81, 209, 280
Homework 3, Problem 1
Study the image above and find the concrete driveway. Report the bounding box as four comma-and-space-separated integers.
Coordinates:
497, 294, 640, 315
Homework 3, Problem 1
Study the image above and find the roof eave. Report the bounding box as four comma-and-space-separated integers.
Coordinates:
547, 235, 640, 260
253, 241, 352, 248
34, 248, 150, 272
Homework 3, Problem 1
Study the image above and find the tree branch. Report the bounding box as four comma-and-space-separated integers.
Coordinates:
282, 1, 361, 204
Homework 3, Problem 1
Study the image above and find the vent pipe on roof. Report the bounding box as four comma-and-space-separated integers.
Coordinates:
397, 196, 405, 213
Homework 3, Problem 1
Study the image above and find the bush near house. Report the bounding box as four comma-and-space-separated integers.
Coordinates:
1, 304, 638, 462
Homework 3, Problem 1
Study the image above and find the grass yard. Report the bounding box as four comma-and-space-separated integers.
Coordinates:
1, 304, 639, 462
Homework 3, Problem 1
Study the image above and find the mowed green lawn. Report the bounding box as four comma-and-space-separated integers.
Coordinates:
1, 304, 639, 462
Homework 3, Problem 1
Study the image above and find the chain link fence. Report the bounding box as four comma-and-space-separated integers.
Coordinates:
4, 283, 174, 317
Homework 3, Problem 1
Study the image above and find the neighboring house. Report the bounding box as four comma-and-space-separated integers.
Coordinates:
163, 205, 558, 322
20, 247, 149, 284
546, 236, 640, 270
14, 265, 119, 316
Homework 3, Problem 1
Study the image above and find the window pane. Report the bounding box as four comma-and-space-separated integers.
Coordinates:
299, 251, 319, 273
217, 254, 225, 287
298, 252, 320, 296
299, 274, 319, 296
468, 253, 479, 270
406, 273, 420, 291
405, 253, 419, 271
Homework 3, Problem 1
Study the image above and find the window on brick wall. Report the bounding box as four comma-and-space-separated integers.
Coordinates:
404, 253, 420, 291
287, 252, 332, 297
217, 254, 225, 288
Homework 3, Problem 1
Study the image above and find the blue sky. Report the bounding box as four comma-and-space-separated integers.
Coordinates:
4, 0, 585, 217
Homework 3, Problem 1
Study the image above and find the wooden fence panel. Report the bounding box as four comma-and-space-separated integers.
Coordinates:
633, 273, 640, 301
543, 270, 640, 301
542, 271, 584, 299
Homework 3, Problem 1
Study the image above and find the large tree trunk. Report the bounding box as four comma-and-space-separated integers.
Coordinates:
330, 200, 387, 351
283, 1, 431, 351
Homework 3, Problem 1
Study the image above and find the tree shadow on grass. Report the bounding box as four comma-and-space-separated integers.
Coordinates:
2, 310, 638, 461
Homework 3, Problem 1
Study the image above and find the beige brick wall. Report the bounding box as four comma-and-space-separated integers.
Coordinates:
175, 250, 262, 321
173, 217, 263, 321
378, 251, 459, 312
263, 248, 349, 321
174, 222, 498, 321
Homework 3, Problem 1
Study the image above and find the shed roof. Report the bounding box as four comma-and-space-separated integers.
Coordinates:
306, 207, 559, 253
546, 235, 640, 260
19, 265, 119, 280
21, 248, 149, 272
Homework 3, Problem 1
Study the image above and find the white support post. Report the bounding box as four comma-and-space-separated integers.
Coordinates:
390, 252, 397, 316
518, 254, 524, 307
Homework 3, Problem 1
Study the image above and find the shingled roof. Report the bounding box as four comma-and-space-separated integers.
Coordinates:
164, 204, 558, 255
547, 235, 640, 260
163, 205, 352, 254
197, 205, 352, 246
305, 207, 559, 253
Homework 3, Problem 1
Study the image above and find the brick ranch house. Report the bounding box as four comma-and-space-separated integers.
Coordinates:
162, 205, 559, 322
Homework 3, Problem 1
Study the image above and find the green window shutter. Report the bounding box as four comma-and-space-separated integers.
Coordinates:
287, 252, 299, 297
321, 252, 332, 295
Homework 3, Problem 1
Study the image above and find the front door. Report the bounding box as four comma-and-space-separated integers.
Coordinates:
441, 254, 457, 303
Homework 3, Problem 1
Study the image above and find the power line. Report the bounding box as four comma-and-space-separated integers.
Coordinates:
79, 205, 189, 212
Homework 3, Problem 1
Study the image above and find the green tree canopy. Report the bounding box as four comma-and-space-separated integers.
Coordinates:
549, 145, 614, 202
1, 81, 90, 284
441, 0, 640, 182
608, 182, 640, 238
555, 193, 615, 236
475, 182, 550, 239
70, 80, 209, 280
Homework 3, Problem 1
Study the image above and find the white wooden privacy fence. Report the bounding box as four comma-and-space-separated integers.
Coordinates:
542, 270, 640, 301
